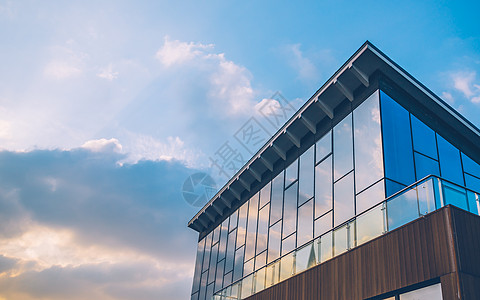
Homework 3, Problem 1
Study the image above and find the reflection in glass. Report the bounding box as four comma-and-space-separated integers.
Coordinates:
296, 242, 316, 273
285, 159, 298, 187
224, 229, 236, 273
217, 219, 229, 262
462, 153, 480, 176
399, 283, 443, 300
223, 271, 232, 289
212, 225, 220, 245
334, 113, 353, 181
411, 115, 438, 159
240, 274, 253, 299
443, 181, 468, 210
243, 258, 254, 276
236, 202, 248, 248
233, 246, 245, 282
417, 179, 436, 215
202, 233, 212, 272
414, 152, 440, 180
297, 199, 313, 247
254, 267, 266, 293
255, 251, 267, 271
192, 237, 206, 293
282, 233, 296, 256
283, 182, 297, 238
199, 271, 207, 300
386, 179, 407, 198
270, 172, 284, 225
256, 204, 269, 255
206, 282, 214, 300
380, 91, 415, 186
229, 210, 238, 232
265, 261, 280, 287
245, 193, 259, 261
316, 130, 332, 163
334, 172, 354, 227
437, 134, 464, 186
333, 224, 348, 256
279, 253, 295, 281
387, 187, 419, 230
356, 180, 385, 214
267, 221, 281, 263
317, 231, 333, 263
315, 155, 332, 218
465, 173, 480, 193
356, 203, 384, 246
259, 181, 271, 208
299, 146, 314, 206
215, 260, 224, 291
354, 90, 384, 192
467, 191, 480, 215
208, 243, 218, 284
314, 211, 332, 238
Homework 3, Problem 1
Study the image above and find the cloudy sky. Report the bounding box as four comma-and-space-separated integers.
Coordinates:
0, 1, 479, 299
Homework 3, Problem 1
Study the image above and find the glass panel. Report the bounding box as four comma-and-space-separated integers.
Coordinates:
316, 130, 332, 164
206, 283, 214, 300
236, 202, 248, 248
199, 271, 207, 300
208, 243, 218, 284
296, 242, 316, 273
380, 91, 415, 186
256, 203, 269, 255
387, 187, 419, 230
243, 258, 254, 277
202, 233, 212, 272
229, 282, 240, 300
318, 231, 333, 263
254, 267, 266, 293
334, 113, 353, 181
267, 221, 281, 263
297, 199, 313, 247
414, 152, 440, 180
218, 219, 229, 262
255, 251, 267, 270
465, 173, 480, 193
356, 180, 385, 214
385, 179, 407, 197
411, 115, 438, 159
192, 237, 206, 293
467, 191, 480, 215
215, 260, 224, 292
223, 271, 232, 289
356, 203, 384, 246
314, 211, 332, 238
443, 181, 468, 210
462, 152, 480, 176
282, 233, 296, 256
233, 246, 245, 282
265, 261, 280, 287
399, 283, 443, 300
354, 90, 384, 192
334, 172, 354, 227
225, 229, 237, 273
229, 210, 238, 232
283, 182, 298, 238
285, 159, 298, 187
191, 291, 199, 300
417, 179, 436, 215
333, 223, 348, 256
245, 193, 259, 261
279, 252, 295, 281
299, 146, 314, 206
259, 181, 271, 208
241, 273, 254, 299
315, 155, 333, 218
212, 225, 220, 245
270, 172, 284, 225
437, 134, 464, 186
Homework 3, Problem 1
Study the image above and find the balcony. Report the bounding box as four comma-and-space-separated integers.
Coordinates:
213, 175, 480, 300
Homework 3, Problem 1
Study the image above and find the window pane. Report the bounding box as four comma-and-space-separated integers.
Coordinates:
254, 267, 266, 293
333, 224, 348, 256
443, 181, 468, 210
267, 221, 281, 263
414, 152, 440, 180
243, 258, 254, 276
315, 155, 332, 218
282, 233, 296, 256
212, 225, 220, 246
334, 113, 353, 181
437, 134, 464, 186
283, 182, 298, 238
217, 219, 229, 262
354, 90, 384, 192
385, 179, 407, 198
299, 146, 314, 206
208, 243, 218, 284
224, 229, 236, 273
215, 260, 224, 292
245, 193, 259, 261
259, 181, 271, 208
467, 191, 480, 215
334, 172, 354, 227
465, 173, 480, 193
236, 202, 248, 248
192, 237, 206, 293
380, 91, 415, 186
256, 204, 269, 255
297, 199, 313, 247
356, 203, 384, 246
356, 180, 385, 214
198, 271, 207, 300
206, 283, 214, 300
233, 246, 245, 282
317, 232, 333, 263
387, 188, 419, 230
400, 283, 443, 300
229, 210, 238, 232
316, 130, 332, 163
314, 211, 332, 238
202, 233, 212, 272
462, 153, 480, 176
411, 115, 438, 159
223, 271, 232, 289
270, 172, 284, 225
255, 251, 267, 270
279, 252, 295, 281
265, 261, 280, 287
417, 179, 436, 215
240, 274, 254, 299
285, 159, 298, 187
296, 242, 316, 273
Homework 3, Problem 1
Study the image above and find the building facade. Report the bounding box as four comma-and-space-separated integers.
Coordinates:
188, 42, 480, 300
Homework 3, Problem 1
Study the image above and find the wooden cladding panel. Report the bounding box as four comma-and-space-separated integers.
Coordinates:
246, 207, 459, 300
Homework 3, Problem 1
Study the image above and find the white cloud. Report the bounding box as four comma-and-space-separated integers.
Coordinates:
287, 44, 318, 81
44, 61, 82, 79
82, 138, 123, 153
155, 36, 213, 67
450, 71, 480, 105
97, 64, 119, 81
441, 91, 454, 104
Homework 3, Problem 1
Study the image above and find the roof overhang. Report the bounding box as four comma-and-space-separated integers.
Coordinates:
187, 41, 480, 234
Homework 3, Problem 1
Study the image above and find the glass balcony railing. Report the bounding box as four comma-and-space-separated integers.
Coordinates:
213, 176, 480, 300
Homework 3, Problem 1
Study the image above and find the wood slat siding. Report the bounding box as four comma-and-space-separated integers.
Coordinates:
245, 206, 480, 300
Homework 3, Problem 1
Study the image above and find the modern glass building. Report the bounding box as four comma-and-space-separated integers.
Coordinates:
188, 42, 480, 300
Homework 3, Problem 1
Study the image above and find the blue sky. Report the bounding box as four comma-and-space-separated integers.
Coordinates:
0, 1, 479, 299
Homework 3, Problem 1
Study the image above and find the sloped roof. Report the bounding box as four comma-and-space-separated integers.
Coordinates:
188, 41, 480, 234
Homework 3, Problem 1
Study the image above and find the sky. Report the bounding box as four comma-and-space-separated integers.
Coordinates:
0, 1, 479, 299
